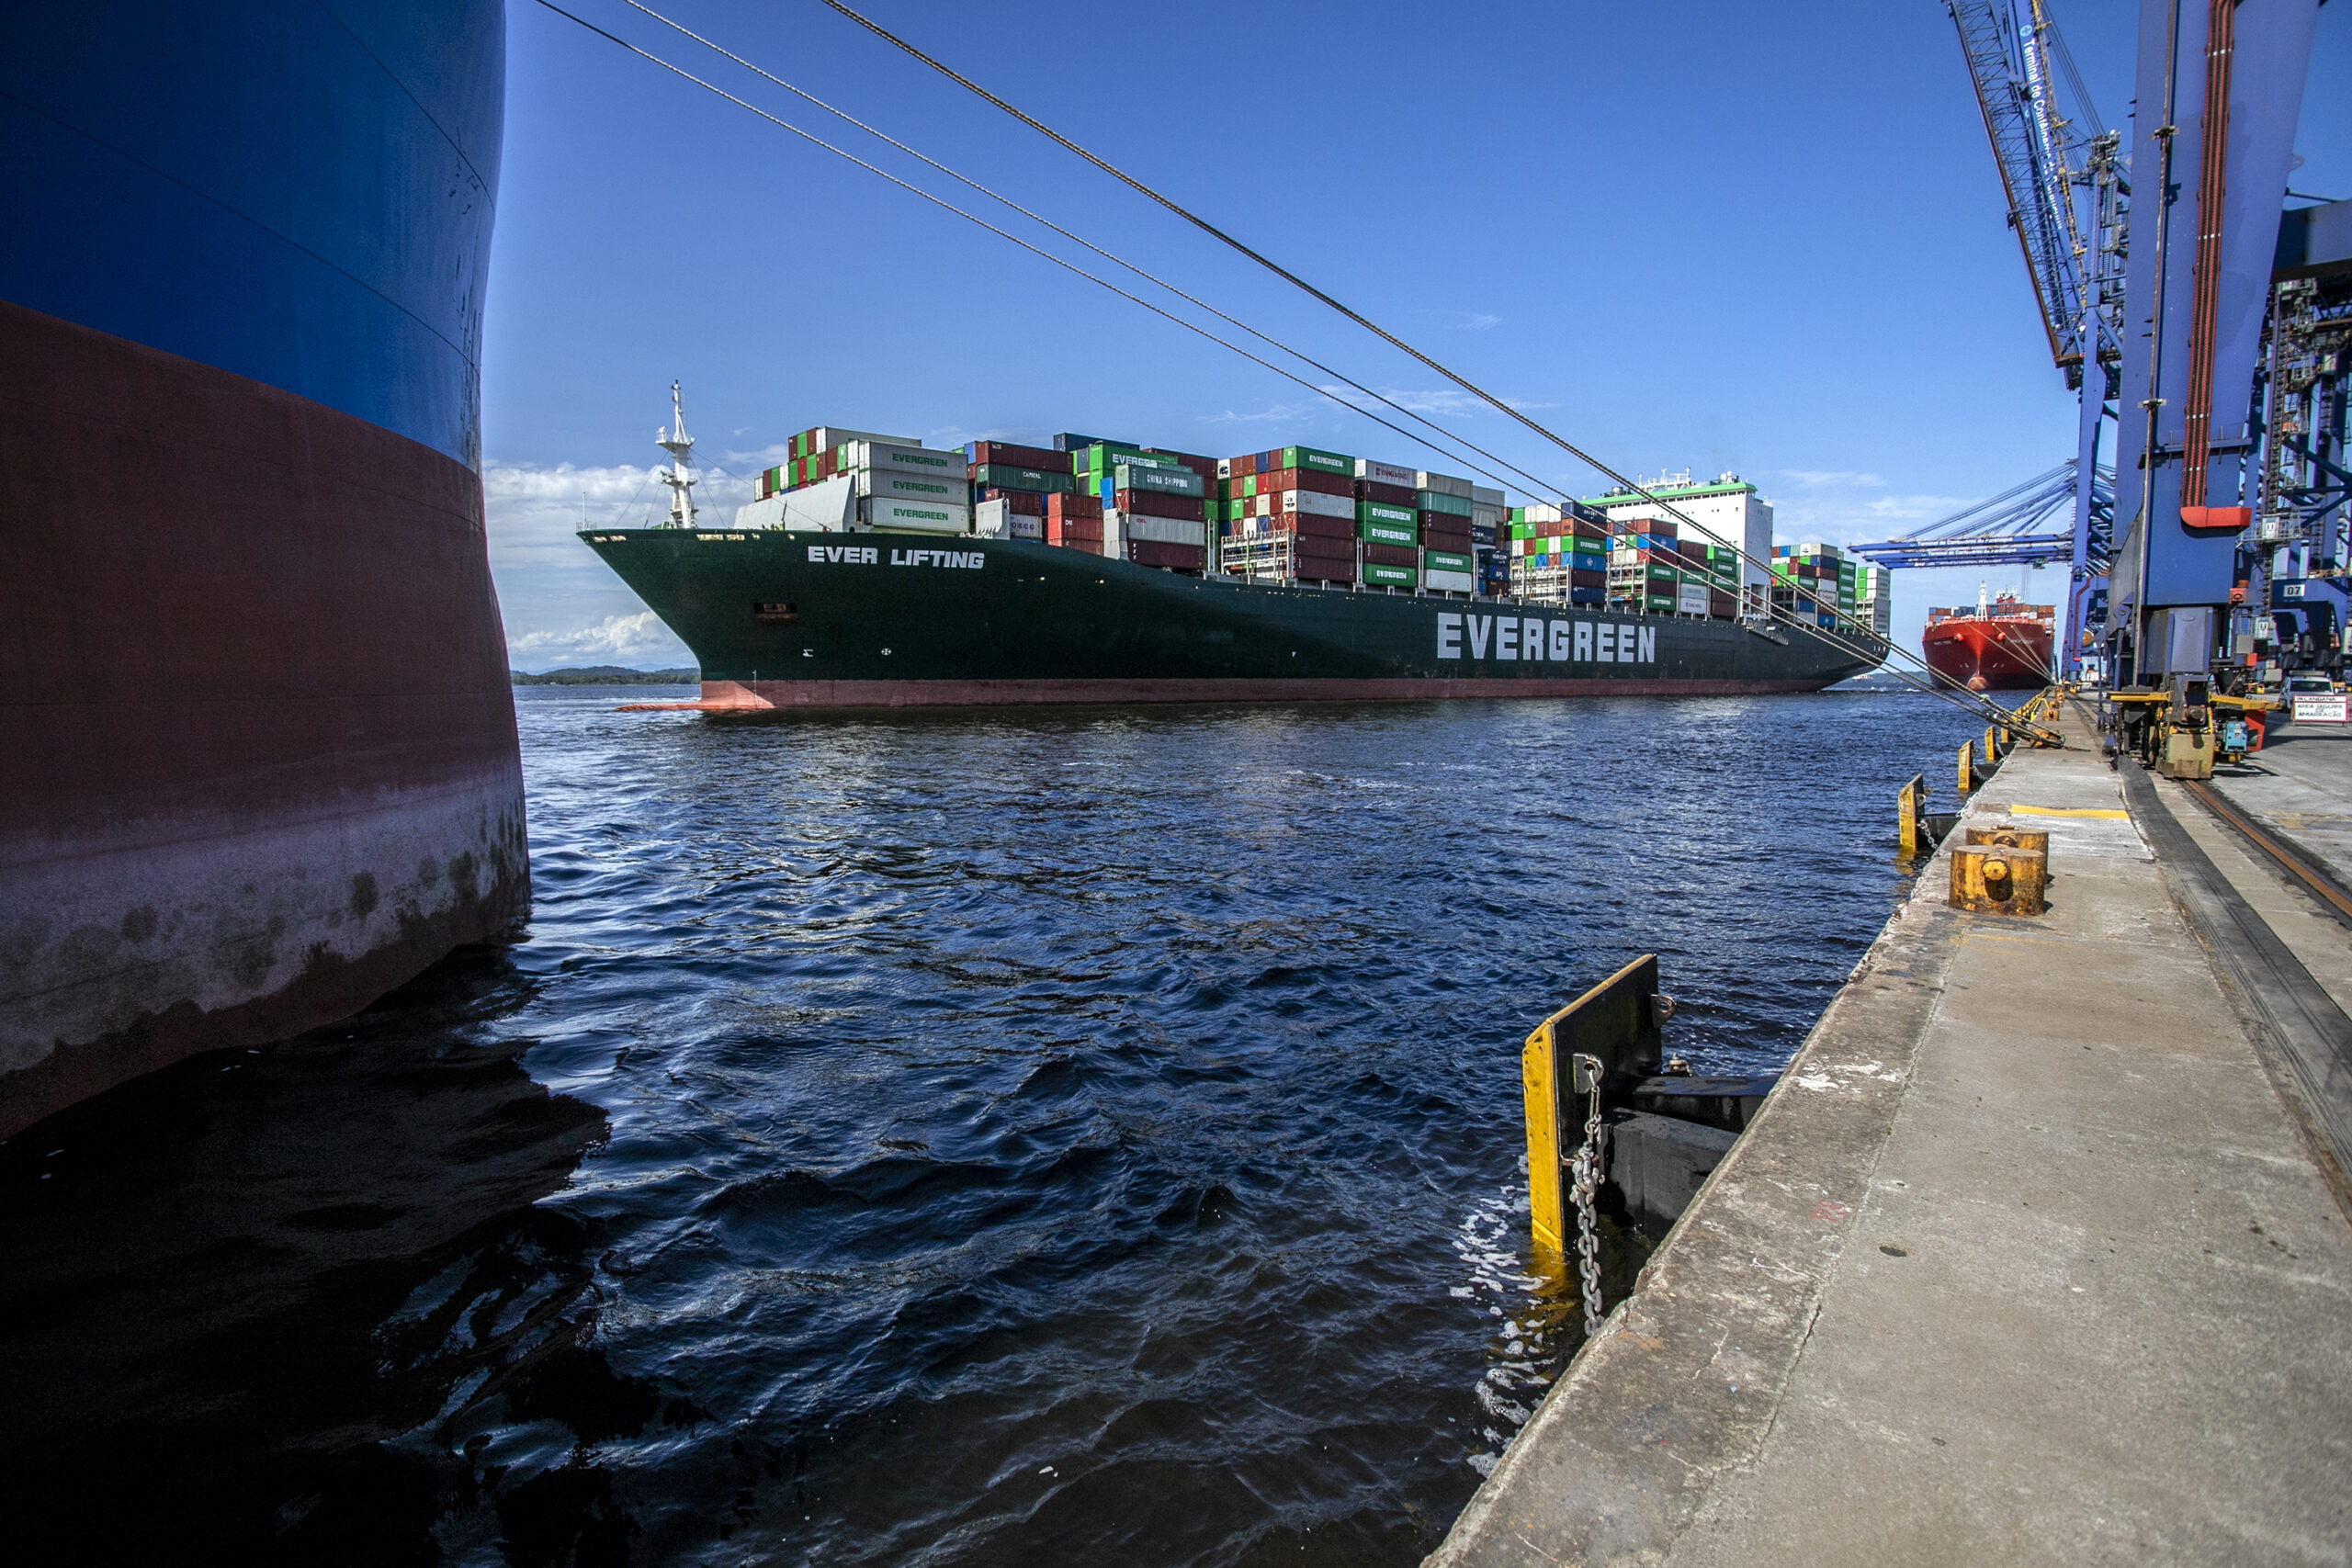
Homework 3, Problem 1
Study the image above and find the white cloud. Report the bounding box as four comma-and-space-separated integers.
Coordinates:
1317, 383, 1483, 419
482, 457, 747, 671
1775, 468, 1887, 489
506, 610, 692, 670
1207, 401, 1317, 424
1445, 311, 1501, 331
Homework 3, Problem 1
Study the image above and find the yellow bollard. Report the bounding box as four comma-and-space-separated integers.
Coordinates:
1984, 724, 1999, 765
1898, 773, 1925, 859
1959, 739, 1975, 794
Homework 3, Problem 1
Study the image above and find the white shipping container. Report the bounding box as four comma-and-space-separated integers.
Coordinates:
1355, 457, 1416, 488
1678, 581, 1710, 615
1522, 502, 1565, 524
1010, 513, 1042, 539
1471, 484, 1506, 508
737, 473, 856, 532
863, 496, 970, 534
1423, 569, 1476, 593
1125, 514, 1206, 546
811, 426, 919, 452
856, 468, 965, 503
842, 440, 965, 477
1470, 503, 1506, 530
1415, 471, 1475, 500
1281, 489, 1355, 520
973, 497, 1012, 538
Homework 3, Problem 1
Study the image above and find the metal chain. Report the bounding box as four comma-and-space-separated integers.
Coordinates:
1567, 1052, 1607, 1337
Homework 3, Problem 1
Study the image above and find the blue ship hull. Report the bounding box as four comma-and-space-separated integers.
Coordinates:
0, 0, 527, 1134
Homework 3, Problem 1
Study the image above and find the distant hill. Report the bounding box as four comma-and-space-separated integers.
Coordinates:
511, 666, 698, 685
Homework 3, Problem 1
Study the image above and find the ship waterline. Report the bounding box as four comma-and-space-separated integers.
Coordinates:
582, 528, 1880, 705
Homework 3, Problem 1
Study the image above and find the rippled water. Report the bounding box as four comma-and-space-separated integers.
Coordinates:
2, 688, 1977, 1565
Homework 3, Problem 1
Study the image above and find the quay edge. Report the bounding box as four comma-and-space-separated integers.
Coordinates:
1427, 701, 2352, 1565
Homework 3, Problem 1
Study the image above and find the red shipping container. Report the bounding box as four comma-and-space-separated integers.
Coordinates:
1047, 517, 1104, 543
968, 439, 1065, 470
1297, 560, 1354, 583
1127, 538, 1206, 570
1273, 508, 1355, 540
1114, 489, 1206, 522
1290, 530, 1355, 561
1259, 467, 1353, 498
1570, 569, 1606, 588
1047, 491, 1103, 521
1710, 591, 1737, 617
982, 487, 1046, 516
1148, 448, 1218, 486
1363, 542, 1419, 569
1226, 451, 1262, 478
1356, 479, 1416, 506
1421, 527, 1473, 554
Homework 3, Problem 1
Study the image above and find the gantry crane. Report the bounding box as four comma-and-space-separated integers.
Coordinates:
1929, 0, 2340, 748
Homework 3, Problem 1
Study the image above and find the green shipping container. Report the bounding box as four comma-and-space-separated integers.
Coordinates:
969, 464, 1074, 494
1281, 445, 1355, 478
1077, 442, 1163, 475
1645, 593, 1678, 611
1361, 517, 1418, 547
1358, 499, 1416, 527
1416, 491, 1474, 518
1362, 560, 1416, 588
1115, 462, 1204, 497
1426, 549, 1473, 572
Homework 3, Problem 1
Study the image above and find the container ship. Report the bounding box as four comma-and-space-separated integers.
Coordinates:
1922, 589, 2057, 693
0, 1, 527, 1134
582, 425, 1882, 705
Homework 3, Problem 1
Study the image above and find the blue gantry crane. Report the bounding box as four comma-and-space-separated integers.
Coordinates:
1899, 0, 2344, 738
1857, 1, 2131, 674
1856, 458, 2112, 572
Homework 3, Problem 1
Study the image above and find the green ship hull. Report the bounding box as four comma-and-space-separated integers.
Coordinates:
580, 528, 1881, 706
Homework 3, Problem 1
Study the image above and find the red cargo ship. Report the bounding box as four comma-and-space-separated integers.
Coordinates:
1923, 589, 2056, 692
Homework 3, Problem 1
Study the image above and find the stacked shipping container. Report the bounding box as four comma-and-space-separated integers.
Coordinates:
1508, 503, 1611, 607
742, 421, 1846, 623
745, 426, 970, 534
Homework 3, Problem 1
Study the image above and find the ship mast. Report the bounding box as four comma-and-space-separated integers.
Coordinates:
656, 381, 697, 529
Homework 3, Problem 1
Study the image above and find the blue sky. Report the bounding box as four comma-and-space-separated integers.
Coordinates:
482, 0, 2350, 671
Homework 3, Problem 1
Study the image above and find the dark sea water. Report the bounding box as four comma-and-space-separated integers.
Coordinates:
2, 688, 1978, 1566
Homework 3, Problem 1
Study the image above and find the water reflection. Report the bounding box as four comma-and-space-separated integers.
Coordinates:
0, 948, 651, 1562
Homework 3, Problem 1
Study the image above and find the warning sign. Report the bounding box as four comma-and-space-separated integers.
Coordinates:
2291, 694, 2350, 723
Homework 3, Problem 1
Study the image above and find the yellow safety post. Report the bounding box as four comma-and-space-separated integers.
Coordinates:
1959, 739, 1975, 794
1984, 724, 1999, 765
1898, 773, 1925, 859
1522, 1018, 1566, 1257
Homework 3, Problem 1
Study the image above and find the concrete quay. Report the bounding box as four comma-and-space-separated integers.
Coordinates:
1429, 703, 2352, 1567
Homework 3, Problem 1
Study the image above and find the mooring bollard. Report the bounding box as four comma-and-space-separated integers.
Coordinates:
1959, 739, 1975, 794
1950, 820, 2047, 916
1897, 773, 1927, 859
